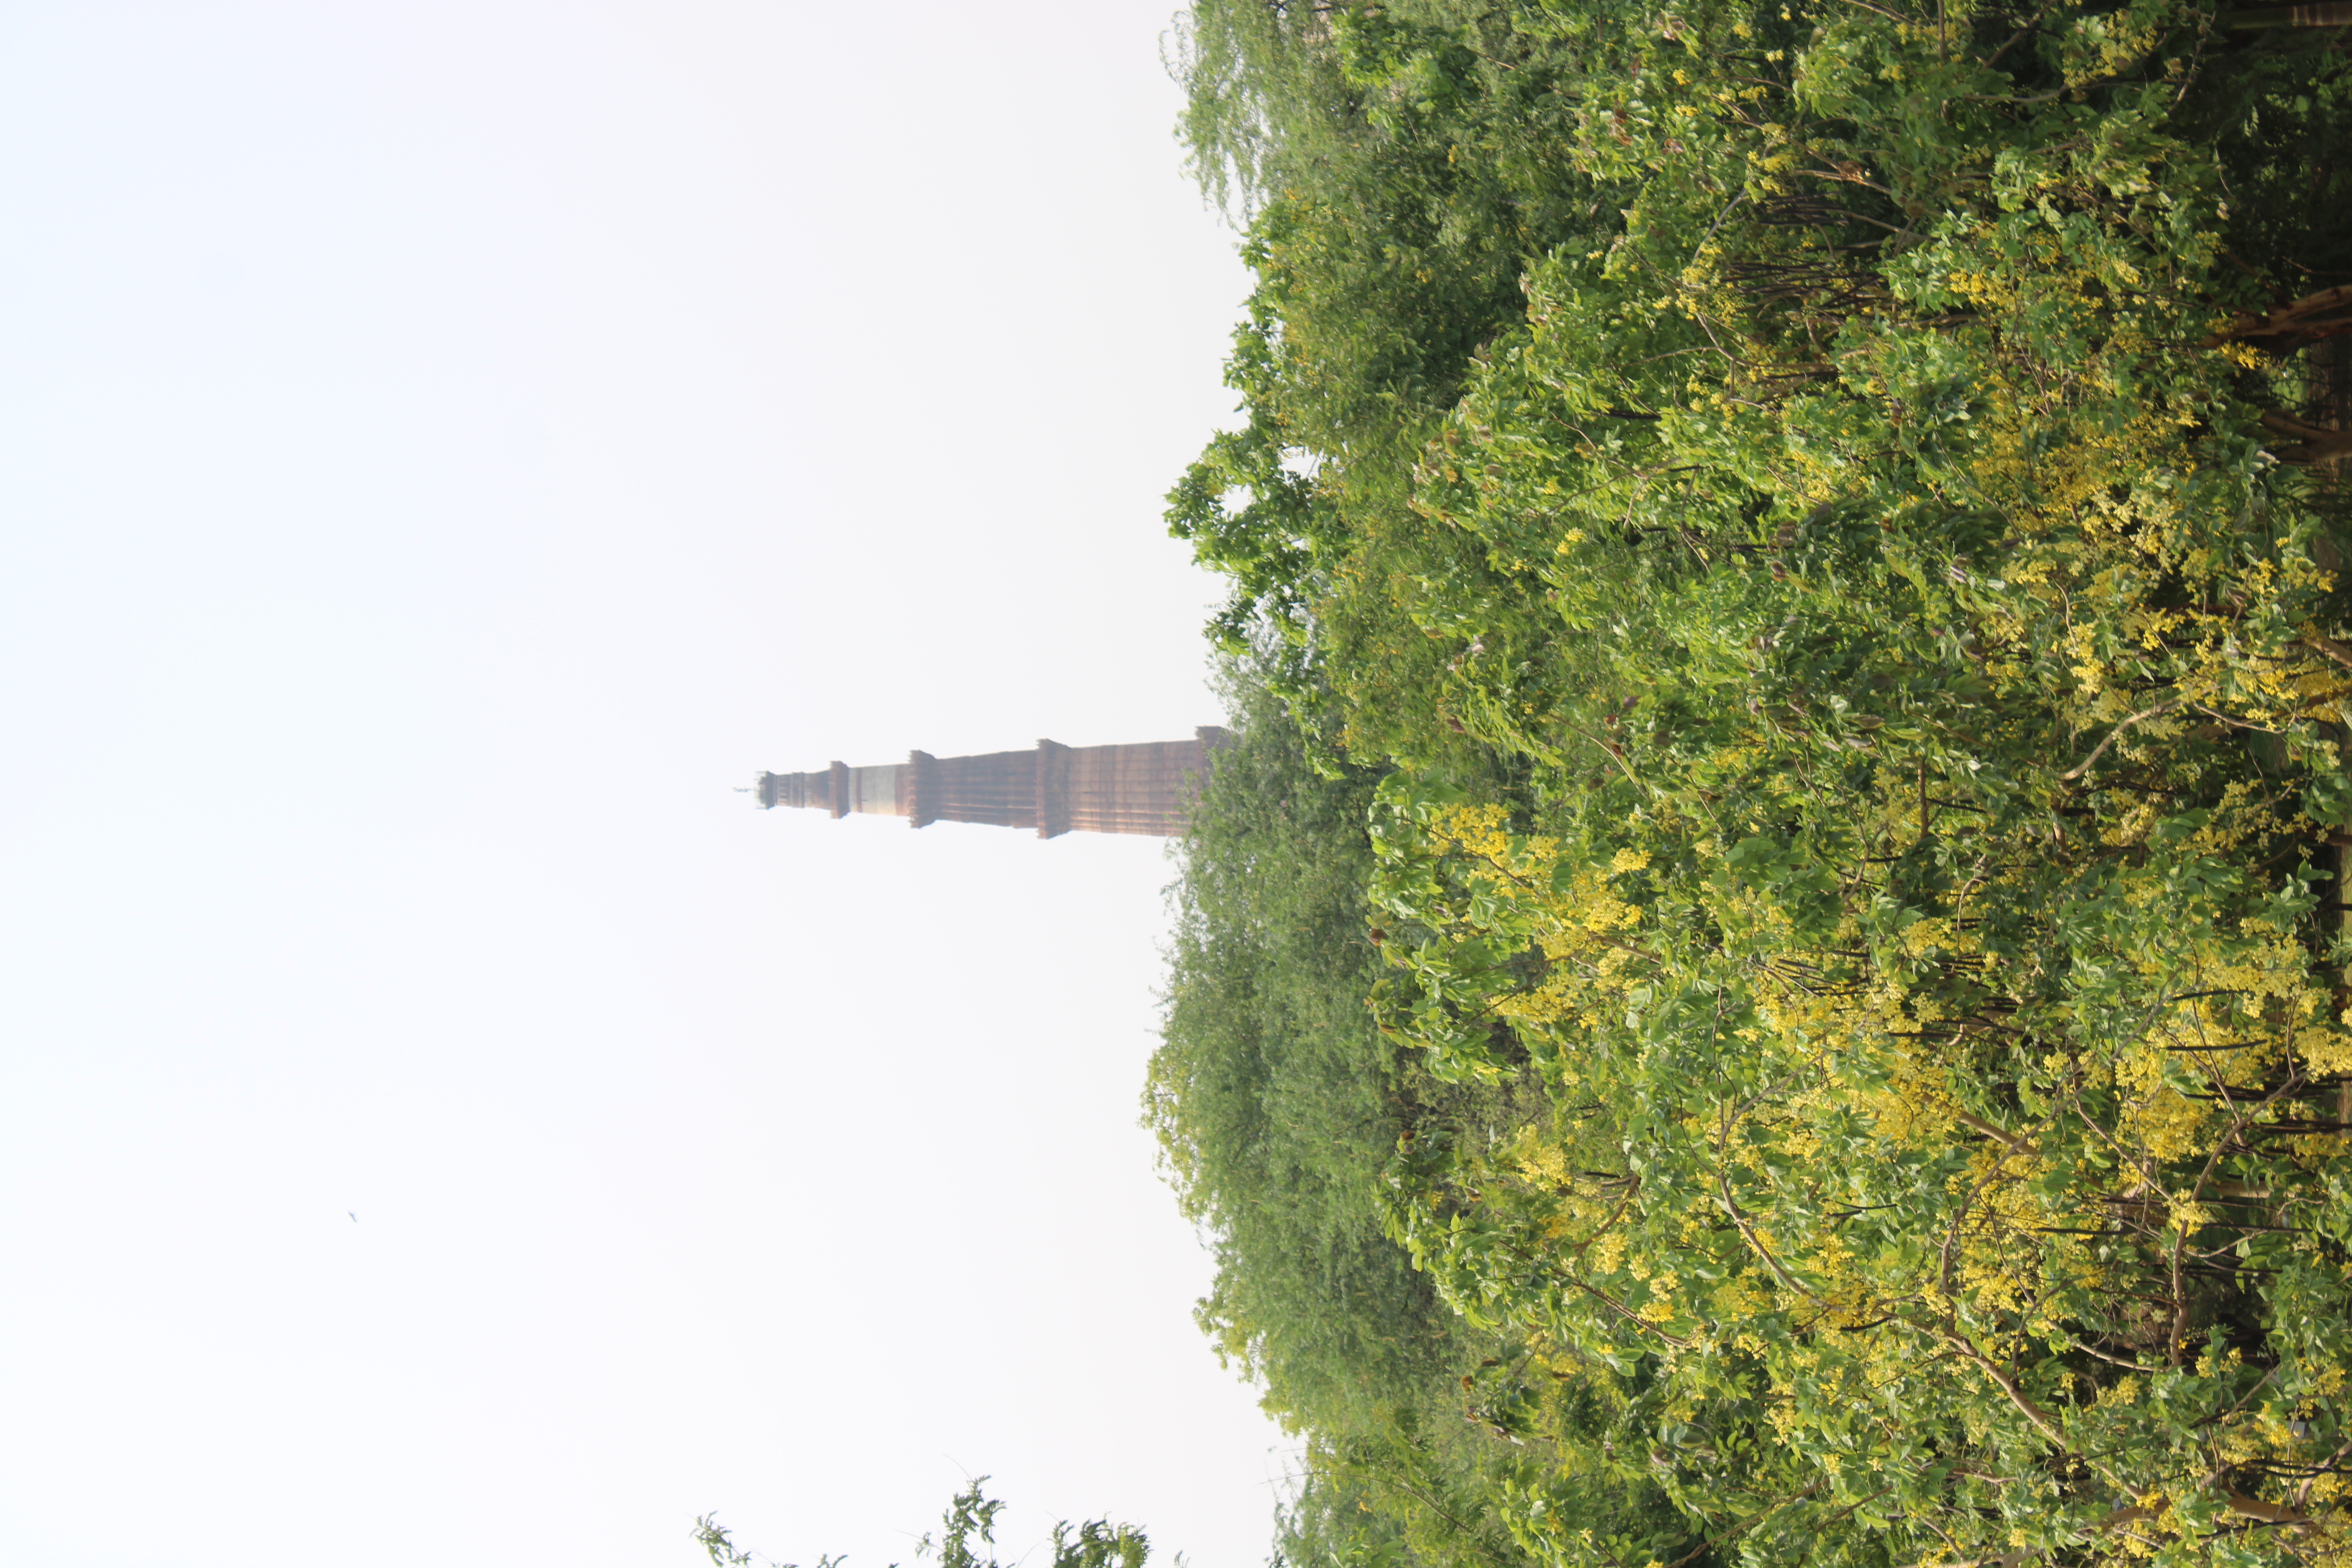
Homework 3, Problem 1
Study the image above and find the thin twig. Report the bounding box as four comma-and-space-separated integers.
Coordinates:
2060, 698, 2185, 780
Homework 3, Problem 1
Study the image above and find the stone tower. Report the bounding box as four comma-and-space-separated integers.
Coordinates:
753, 728, 1228, 838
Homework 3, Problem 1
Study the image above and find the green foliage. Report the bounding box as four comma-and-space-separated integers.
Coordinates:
919, 1482, 1148, 1568
1155, 654, 1699, 1567
694, 1513, 843, 1568
1151, 653, 1460, 1425
1163, 0, 2352, 1563
693, 1483, 1145, 1568
1166, 0, 1633, 673
1370, 762, 2352, 1564
1164, 399, 1328, 653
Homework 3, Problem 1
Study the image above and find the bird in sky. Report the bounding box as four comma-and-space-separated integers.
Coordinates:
348, 1212, 358, 1223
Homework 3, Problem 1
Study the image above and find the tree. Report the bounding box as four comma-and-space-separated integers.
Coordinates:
1165, 0, 2352, 1562
695, 1482, 1146, 1568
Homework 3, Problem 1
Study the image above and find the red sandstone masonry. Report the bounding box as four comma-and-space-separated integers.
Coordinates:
753, 728, 1229, 839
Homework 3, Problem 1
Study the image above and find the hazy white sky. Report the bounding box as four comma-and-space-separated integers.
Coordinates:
0, 5, 1290, 1566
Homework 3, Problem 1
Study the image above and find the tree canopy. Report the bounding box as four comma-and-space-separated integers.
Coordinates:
1155, 2, 2352, 1564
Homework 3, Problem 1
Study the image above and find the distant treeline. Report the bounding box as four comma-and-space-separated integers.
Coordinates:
1154, 3, 2352, 1565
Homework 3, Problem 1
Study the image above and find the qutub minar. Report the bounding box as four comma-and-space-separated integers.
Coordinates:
752, 729, 1229, 838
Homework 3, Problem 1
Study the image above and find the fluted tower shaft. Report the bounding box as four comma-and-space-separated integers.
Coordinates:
754, 728, 1227, 839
